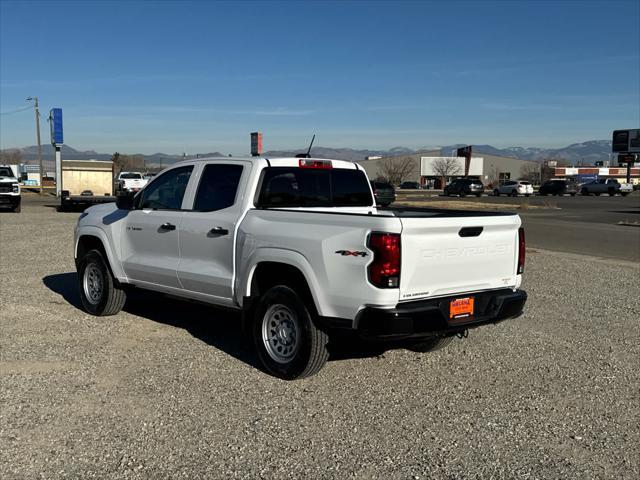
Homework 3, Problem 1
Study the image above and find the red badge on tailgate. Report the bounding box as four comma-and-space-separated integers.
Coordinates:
450, 297, 474, 319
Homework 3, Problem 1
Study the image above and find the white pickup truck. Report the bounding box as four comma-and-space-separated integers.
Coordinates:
75, 157, 527, 379
0, 165, 21, 212
115, 171, 148, 194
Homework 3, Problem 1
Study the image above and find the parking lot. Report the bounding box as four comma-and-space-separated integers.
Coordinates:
1, 195, 639, 479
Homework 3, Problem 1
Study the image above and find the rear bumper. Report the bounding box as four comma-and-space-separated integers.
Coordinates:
329, 289, 527, 341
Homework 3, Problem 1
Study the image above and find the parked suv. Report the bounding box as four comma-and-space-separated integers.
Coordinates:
494, 180, 533, 197
538, 180, 578, 196
580, 178, 632, 196
370, 180, 396, 206
444, 178, 484, 197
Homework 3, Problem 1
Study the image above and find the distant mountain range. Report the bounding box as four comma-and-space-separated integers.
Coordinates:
1, 140, 614, 167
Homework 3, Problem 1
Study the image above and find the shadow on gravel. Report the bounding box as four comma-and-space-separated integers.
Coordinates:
43, 272, 83, 309
609, 210, 640, 215
42, 272, 385, 371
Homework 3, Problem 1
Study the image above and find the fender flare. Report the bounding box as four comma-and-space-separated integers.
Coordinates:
238, 248, 327, 317
75, 226, 127, 281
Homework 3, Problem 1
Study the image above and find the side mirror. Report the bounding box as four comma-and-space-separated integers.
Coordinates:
116, 193, 135, 210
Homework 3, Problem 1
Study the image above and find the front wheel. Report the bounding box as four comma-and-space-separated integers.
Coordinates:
459, 190, 466, 198
77, 249, 126, 316
608, 188, 615, 196
581, 188, 589, 196
12, 203, 21, 213
621, 192, 630, 197
253, 286, 329, 380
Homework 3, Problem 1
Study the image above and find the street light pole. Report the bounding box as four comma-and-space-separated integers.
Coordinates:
27, 96, 43, 195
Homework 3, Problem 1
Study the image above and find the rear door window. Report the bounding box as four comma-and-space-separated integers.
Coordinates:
193, 164, 243, 212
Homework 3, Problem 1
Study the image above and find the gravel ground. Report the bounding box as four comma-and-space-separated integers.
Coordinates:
1, 200, 639, 479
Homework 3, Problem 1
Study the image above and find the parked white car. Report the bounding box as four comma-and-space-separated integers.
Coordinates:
75, 157, 527, 379
494, 180, 534, 197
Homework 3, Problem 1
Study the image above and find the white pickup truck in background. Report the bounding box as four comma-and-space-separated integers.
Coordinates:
75, 157, 527, 379
0, 165, 21, 212
115, 171, 148, 194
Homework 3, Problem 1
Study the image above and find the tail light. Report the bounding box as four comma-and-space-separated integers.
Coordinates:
368, 232, 401, 288
517, 227, 525, 274
299, 159, 332, 169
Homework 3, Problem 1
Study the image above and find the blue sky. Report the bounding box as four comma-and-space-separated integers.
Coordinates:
1, 0, 638, 155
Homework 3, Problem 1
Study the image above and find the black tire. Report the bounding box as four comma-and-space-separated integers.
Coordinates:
494, 189, 500, 196
510, 190, 518, 197
407, 336, 454, 353
570, 193, 576, 196
608, 188, 615, 196
525, 194, 530, 197
77, 249, 126, 316
459, 190, 466, 198
252, 285, 329, 380
12, 204, 21, 213
621, 192, 630, 197
443, 189, 449, 196
581, 188, 588, 196
475, 193, 481, 197
595, 192, 600, 196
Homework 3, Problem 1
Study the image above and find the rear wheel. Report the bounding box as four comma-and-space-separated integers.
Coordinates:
622, 192, 630, 197
581, 188, 589, 196
510, 190, 518, 197
253, 286, 329, 380
494, 189, 500, 196
407, 336, 454, 353
77, 249, 126, 316
570, 192, 576, 196
525, 194, 530, 197
475, 193, 481, 197
608, 188, 615, 196
459, 190, 466, 198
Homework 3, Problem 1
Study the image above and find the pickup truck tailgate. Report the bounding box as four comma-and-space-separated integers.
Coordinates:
399, 214, 521, 301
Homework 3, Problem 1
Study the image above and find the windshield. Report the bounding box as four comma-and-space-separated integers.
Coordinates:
120, 173, 142, 179
0, 167, 14, 177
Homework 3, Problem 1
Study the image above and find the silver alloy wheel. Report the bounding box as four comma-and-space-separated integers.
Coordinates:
83, 263, 104, 305
262, 304, 300, 364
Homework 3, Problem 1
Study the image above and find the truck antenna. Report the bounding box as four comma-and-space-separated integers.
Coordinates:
295, 134, 316, 158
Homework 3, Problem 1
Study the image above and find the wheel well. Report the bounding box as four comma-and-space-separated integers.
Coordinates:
76, 235, 109, 268
250, 262, 318, 315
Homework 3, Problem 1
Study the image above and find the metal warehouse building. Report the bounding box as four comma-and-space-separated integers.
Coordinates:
357, 150, 540, 188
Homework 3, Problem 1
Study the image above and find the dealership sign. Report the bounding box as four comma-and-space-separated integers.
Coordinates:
612, 129, 640, 153
49, 108, 63, 146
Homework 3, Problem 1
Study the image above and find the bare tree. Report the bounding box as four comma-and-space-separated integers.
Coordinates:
0, 149, 23, 164
520, 162, 541, 184
431, 157, 461, 187
112, 152, 145, 173
380, 157, 416, 185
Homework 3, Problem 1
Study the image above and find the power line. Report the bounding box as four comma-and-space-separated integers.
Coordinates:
0, 105, 33, 116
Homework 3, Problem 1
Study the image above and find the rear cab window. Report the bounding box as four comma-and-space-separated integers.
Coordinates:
257, 167, 373, 208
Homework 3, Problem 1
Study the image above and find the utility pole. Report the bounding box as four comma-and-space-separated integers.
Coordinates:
27, 96, 43, 195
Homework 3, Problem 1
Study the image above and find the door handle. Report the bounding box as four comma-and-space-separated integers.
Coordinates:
208, 226, 229, 236
159, 222, 176, 231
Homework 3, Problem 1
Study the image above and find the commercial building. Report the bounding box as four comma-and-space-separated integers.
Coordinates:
357, 150, 540, 188
554, 166, 640, 185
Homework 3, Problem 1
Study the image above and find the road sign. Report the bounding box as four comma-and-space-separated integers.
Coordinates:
612, 129, 640, 153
